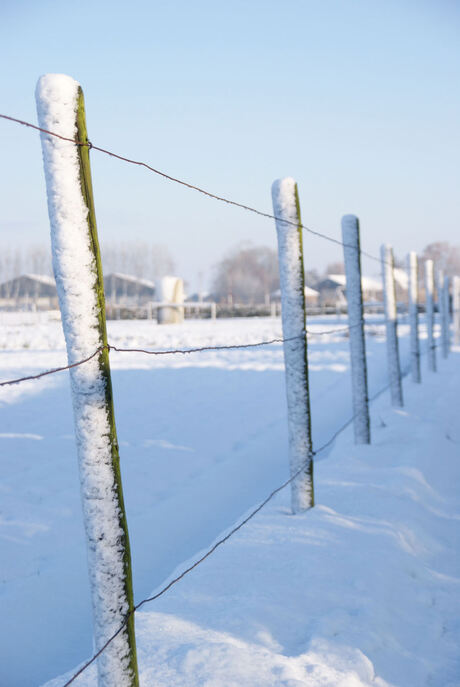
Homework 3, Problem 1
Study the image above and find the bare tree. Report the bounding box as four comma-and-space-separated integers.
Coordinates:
421, 242, 460, 277
212, 244, 279, 304
325, 261, 345, 275
305, 269, 320, 288
101, 241, 175, 279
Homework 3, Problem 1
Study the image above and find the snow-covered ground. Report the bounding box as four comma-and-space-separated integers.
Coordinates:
1, 313, 458, 686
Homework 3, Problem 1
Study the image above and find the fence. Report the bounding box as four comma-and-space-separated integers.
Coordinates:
0, 76, 458, 687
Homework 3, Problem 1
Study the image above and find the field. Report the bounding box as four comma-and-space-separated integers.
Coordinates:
1, 313, 459, 687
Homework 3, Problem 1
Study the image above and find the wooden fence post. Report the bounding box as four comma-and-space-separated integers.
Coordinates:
36, 74, 138, 687
408, 252, 421, 383
342, 215, 370, 444
271, 177, 314, 513
381, 244, 403, 406
424, 259, 436, 371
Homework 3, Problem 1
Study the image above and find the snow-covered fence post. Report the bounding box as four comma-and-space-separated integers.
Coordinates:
453, 276, 460, 344
342, 215, 370, 444
408, 251, 421, 383
210, 301, 217, 319
425, 259, 436, 372
381, 244, 403, 407
35, 75, 139, 687
271, 177, 313, 512
441, 274, 450, 358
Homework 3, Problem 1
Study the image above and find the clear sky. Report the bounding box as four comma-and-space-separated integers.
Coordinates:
1, 0, 459, 290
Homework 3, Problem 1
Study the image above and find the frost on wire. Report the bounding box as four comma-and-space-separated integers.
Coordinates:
35, 74, 136, 687
272, 177, 313, 513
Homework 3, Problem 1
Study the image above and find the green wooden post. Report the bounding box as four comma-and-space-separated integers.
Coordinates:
76, 86, 139, 687
36, 75, 138, 687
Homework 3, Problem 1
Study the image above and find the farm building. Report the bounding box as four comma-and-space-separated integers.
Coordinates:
270, 285, 320, 306
316, 274, 383, 307
0, 274, 57, 309
104, 273, 156, 306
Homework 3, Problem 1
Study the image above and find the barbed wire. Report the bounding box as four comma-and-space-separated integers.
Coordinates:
0, 348, 105, 387
60, 351, 425, 687
0, 315, 434, 388
0, 112, 387, 266
0, 322, 383, 388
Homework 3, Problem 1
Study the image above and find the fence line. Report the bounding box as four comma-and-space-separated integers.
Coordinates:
61, 332, 443, 687
0, 106, 451, 687
0, 112, 389, 268
59, 358, 414, 687
0, 321, 387, 388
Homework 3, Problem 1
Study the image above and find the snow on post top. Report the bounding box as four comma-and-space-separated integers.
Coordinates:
341, 214, 359, 242
271, 178, 298, 227
35, 73, 102, 366
35, 74, 81, 139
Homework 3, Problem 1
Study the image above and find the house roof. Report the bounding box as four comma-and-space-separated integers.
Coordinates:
105, 273, 155, 289
21, 273, 56, 286
0, 274, 57, 297
326, 274, 382, 291
271, 286, 319, 298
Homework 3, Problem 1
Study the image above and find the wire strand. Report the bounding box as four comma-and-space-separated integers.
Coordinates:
58, 349, 417, 687
0, 112, 386, 266
0, 322, 379, 387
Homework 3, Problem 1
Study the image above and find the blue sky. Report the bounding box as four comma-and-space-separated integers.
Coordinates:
1, 0, 459, 289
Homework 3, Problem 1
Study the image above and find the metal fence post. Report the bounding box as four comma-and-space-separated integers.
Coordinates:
381, 244, 403, 406
425, 259, 436, 371
408, 252, 421, 383
342, 215, 370, 444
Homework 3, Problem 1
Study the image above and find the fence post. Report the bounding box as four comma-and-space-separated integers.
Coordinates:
271, 177, 314, 513
453, 276, 460, 344
424, 259, 436, 371
381, 244, 403, 406
441, 274, 450, 358
342, 215, 370, 444
36, 75, 139, 687
408, 252, 421, 383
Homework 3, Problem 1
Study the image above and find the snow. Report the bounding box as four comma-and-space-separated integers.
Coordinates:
327, 274, 382, 293
20, 274, 55, 286
0, 313, 458, 687
35, 74, 136, 686
393, 268, 409, 291
272, 178, 313, 512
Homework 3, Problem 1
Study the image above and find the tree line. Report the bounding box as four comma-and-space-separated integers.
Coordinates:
0, 241, 175, 286
1, 240, 458, 304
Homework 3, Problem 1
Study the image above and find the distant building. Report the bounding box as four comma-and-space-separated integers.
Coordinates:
104, 273, 155, 306
185, 292, 213, 303
270, 286, 320, 306
0, 274, 57, 309
316, 274, 383, 307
